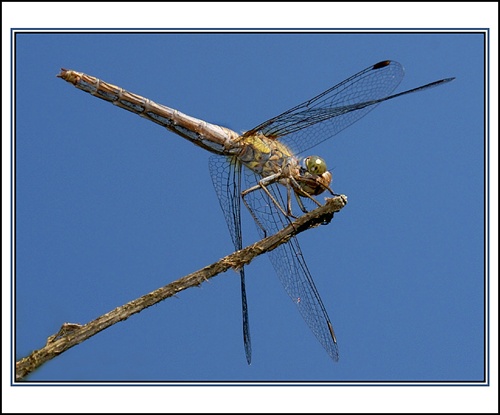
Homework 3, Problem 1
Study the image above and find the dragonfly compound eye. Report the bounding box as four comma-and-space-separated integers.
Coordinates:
304, 156, 327, 175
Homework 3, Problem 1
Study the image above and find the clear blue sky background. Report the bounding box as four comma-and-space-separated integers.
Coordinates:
14, 31, 485, 385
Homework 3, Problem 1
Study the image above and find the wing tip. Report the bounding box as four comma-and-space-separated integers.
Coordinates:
372, 60, 392, 70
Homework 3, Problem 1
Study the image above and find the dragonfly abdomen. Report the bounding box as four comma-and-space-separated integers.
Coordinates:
57, 69, 240, 156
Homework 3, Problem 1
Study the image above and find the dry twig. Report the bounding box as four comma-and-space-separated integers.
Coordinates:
15, 195, 347, 381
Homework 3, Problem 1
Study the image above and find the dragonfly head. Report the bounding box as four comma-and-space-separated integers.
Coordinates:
299, 156, 332, 196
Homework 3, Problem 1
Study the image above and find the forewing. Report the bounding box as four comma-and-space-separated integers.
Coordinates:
243, 60, 404, 154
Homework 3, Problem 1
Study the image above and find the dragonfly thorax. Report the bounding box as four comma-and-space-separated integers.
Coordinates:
238, 134, 332, 197
238, 133, 295, 177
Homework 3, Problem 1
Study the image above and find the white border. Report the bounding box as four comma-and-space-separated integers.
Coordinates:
3, 2, 498, 413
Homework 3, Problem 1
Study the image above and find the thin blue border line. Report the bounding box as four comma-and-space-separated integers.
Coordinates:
10, 27, 491, 31
484, 26, 490, 387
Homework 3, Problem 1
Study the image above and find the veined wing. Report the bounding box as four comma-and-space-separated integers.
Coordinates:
243, 168, 339, 361
208, 156, 252, 364
243, 60, 453, 155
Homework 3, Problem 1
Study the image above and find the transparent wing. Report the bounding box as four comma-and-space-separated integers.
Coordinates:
243, 169, 339, 361
208, 156, 252, 364
243, 60, 452, 155
242, 60, 405, 154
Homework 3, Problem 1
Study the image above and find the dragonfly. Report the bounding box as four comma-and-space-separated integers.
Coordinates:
57, 60, 454, 364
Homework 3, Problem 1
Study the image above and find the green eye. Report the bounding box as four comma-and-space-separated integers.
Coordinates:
304, 156, 327, 174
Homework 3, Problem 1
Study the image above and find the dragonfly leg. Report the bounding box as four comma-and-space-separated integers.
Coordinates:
286, 181, 294, 216
241, 173, 292, 217
294, 192, 310, 214
320, 182, 336, 196
241, 173, 297, 236
289, 176, 323, 213
241, 195, 268, 237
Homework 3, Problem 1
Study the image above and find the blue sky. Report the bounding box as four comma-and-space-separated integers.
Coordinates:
14, 29, 485, 380
7, 9, 495, 411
